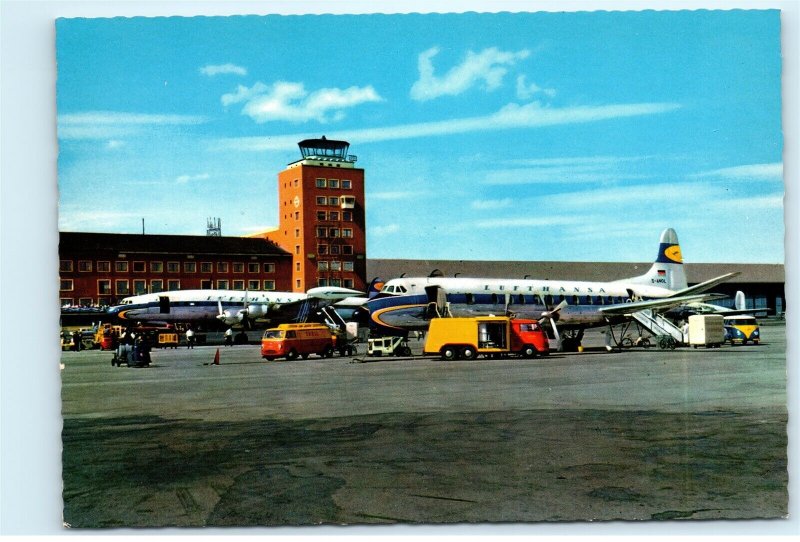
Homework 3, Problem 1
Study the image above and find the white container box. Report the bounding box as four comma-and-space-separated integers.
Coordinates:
688, 314, 725, 347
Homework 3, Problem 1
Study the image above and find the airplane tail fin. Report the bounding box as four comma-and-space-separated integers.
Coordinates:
367, 277, 385, 299
623, 228, 688, 292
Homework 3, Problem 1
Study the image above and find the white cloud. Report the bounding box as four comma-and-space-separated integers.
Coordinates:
516, 75, 556, 100
370, 224, 400, 236
692, 163, 783, 181
199, 63, 247, 77
222, 81, 383, 123
221, 82, 270, 107
369, 191, 416, 201
470, 198, 514, 210
175, 173, 210, 184
58, 111, 207, 140
473, 216, 579, 229
411, 47, 530, 101
106, 140, 124, 149
215, 101, 681, 152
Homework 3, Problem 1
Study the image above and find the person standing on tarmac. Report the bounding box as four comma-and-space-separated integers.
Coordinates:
224, 327, 234, 347
186, 326, 195, 349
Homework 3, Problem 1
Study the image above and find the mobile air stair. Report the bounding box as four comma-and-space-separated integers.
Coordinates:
630, 309, 685, 349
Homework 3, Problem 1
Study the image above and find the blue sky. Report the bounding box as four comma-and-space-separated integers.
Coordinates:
55, 10, 784, 263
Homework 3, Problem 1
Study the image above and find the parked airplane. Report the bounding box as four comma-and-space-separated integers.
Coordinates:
365, 228, 738, 350
106, 286, 362, 328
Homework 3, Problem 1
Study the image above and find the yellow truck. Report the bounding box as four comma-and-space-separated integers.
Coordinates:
423, 316, 549, 360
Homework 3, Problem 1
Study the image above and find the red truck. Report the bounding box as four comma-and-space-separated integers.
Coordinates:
423, 316, 550, 360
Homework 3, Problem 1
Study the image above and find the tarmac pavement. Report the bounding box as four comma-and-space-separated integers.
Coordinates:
60, 324, 788, 528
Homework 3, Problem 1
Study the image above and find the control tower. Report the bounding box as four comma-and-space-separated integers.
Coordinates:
262, 136, 366, 293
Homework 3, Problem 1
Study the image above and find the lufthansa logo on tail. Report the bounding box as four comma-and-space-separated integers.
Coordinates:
664, 245, 682, 263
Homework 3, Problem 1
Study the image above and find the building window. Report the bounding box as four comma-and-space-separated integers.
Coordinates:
316, 196, 327, 205
217, 280, 229, 289
343, 228, 353, 238
78, 260, 92, 272
115, 261, 129, 273
296, 262, 301, 272
167, 280, 180, 291
316, 178, 326, 188
328, 179, 339, 188
184, 262, 196, 273
317, 211, 326, 221
198, 262, 211, 273
248, 280, 260, 290
78, 298, 93, 306
151, 279, 163, 293
318, 261, 329, 271
233, 262, 245, 273
318, 278, 328, 287
316, 227, 327, 238
132, 261, 146, 273
133, 280, 147, 294
60, 279, 74, 291
342, 211, 352, 221
98, 280, 111, 295
330, 278, 341, 287
342, 245, 353, 255
201, 280, 212, 289
217, 262, 229, 273
330, 261, 342, 272
329, 228, 340, 238
318, 244, 328, 255
263, 280, 275, 290
342, 179, 352, 189
294, 212, 300, 220
343, 261, 354, 272
296, 279, 301, 289
151, 261, 163, 273
330, 245, 341, 255
60, 260, 73, 272
295, 245, 301, 255
233, 280, 245, 290
248, 263, 259, 273
344, 279, 354, 288
263, 263, 275, 273
60, 298, 73, 307
328, 196, 339, 206
167, 261, 179, 273
294, 228, 300, 238
115, 280, 129, 295
329, 211, 339, 221
97, 261, 111, 272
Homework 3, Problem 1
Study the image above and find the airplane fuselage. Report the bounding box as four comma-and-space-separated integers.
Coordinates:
366, 276, 676, 333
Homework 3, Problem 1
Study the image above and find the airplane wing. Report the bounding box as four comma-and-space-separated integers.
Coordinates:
667, 272, 740, 298
599, 293, 728, 316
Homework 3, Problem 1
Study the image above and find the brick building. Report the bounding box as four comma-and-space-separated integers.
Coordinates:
58, 232, 292, 307
250, 137, 367, 293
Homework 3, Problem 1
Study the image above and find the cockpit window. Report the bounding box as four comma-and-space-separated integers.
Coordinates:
398, 285, 407, 293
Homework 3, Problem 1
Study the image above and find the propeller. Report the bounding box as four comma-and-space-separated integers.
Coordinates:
538, 300, 568, 324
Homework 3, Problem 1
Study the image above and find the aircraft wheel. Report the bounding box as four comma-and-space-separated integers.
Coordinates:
441, 346, 458, 361
620, 337, 634, 349
461, 346, 477, 360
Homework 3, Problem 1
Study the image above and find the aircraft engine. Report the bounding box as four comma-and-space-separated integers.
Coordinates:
245, 304, 269, 319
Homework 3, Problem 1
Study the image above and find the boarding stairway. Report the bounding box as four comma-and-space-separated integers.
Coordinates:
630, 309, 685, 347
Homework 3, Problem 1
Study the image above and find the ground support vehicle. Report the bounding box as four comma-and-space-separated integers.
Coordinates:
367, 336, 412, 357
688, 314, 725, 348
157, 332, 179, 349
423, 316, 549, 360
261, 323, 335, 361
723, 315, 761, 345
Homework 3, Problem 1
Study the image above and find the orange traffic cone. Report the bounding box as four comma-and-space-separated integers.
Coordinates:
212, 348, 220, 365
